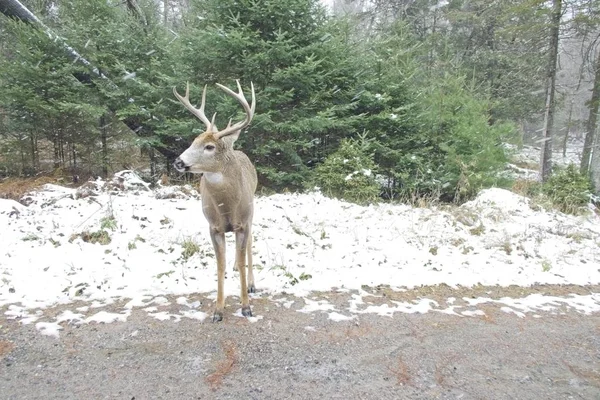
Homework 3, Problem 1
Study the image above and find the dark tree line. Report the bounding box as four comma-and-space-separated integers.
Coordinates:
1, 0, 600, 199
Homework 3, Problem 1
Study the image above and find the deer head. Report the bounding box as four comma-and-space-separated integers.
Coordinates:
173, 80, 255, 175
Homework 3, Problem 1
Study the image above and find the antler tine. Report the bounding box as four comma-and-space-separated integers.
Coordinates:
210, 113, 217, 132
213, 80, 256, 139
173, 82, 214, 131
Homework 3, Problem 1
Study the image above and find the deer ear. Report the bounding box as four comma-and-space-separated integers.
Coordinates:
220, 130, 241, 147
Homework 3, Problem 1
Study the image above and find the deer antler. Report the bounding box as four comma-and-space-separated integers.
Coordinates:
213, 80, 255, 139
173, 82, 216, 132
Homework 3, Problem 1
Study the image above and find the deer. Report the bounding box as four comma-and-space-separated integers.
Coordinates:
172, 80, 256, 322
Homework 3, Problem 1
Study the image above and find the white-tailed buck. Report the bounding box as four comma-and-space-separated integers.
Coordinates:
173, 80, 256, 322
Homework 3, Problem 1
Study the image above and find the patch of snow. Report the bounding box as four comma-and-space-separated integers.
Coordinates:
461, 293, 600, 315
148, 311, 177, 322
112, 170, 150, 191
354, 299, 437, 317
0, 199, 25, 215
4, 305, 41, 324
297, 299, 336, 313
500, 307, 526, 318
0, 174, 599, 323
55, 310, 85, 324
328, 311, 355, 321
232, 308, 263, 323
181, 310, 208, 321
461, 310, 486, 317
85, 311, 130, 324
35, 322, 62, 338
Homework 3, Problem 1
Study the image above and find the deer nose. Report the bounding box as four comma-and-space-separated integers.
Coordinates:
173, 158, 188, 172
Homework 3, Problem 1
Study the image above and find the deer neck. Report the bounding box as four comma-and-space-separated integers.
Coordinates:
202, 171, 224, 185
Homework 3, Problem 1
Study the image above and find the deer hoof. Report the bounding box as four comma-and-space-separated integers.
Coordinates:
242, 306, 252, 317
247, 284, 256, 294
212, 311, 224, 323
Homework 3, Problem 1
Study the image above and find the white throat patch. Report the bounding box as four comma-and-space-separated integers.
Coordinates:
203, 172, 224, 185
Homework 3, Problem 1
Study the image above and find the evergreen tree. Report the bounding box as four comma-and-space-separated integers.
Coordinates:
170, 0, 364, 189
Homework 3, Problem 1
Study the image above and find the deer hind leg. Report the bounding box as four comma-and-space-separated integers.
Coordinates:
210, 229, 226, 322
246, 228, 255, 294
235, 228, 252, 317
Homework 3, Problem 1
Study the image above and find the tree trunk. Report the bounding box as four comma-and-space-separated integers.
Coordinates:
72, 144, 77, 170
100, 115, 109, 177
53, 140, 60, 168
562, 97, 574, 158
581, 49, 600, 174
540, 0, 561, 182
163, 0, 168, 26
149, 147, 156, 178
59, 134, 65, 165
590, 132, 600, 196
29, 133, 36, 173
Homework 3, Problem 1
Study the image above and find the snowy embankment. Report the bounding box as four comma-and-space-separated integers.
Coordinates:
1, 170, 600, 334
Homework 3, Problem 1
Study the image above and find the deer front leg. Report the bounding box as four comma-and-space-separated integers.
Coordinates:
235, 229, 252, 317
246, 229, 255, 294
210, 229, 226, 322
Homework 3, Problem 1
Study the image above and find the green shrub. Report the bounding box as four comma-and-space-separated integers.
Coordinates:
543, 164, 592, 214
310, 137, 380, 205
417, 75, 514, 202
351, 69, 515, 203
181, 237, 201, 261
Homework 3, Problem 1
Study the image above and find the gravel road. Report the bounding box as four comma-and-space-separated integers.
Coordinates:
1, 289, 600, 400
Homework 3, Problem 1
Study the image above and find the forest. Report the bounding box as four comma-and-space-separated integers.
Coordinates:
0, 0, 599, 204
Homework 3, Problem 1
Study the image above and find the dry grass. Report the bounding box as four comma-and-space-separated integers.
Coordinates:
370, 283, 600, 307
205, 341, 238, 391
512, 160, 539, 171
388, 356, 413, 386
343, 323, 371, 340
309, 322, 371, 344
434, 354, 459, 387
564, 362, 600, 388
477, 305, 498, 324
0, 340, 14, 357
0, 176, 59, 200
511, 178, 541, 199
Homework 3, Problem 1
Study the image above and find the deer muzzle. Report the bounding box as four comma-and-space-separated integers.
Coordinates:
173, 157, 189, 172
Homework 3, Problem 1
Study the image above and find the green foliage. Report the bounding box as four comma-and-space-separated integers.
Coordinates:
348, 21, 514, 202
0, 0, 522, 203
417, 73, 515, 202
70, 230, 112, 245
181, 237, 201, 261
169, 0, 365, 189
542, 164, 592, 214
0, 15, 105, 175
100, 216, 117, 231
310, 136, 380, 204
432, 0, 547, 122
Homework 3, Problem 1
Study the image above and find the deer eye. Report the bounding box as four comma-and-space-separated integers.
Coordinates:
204, 144, 216, 151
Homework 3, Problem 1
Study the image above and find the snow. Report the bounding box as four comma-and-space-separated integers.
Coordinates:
328, 311, 355, 321
35, 322, 62, 338
505, 138, 584, 181
1, 169, 600, 335
85, 311, 131, 324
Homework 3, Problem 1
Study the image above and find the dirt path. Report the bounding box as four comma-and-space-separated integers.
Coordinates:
1, 290, 600, 399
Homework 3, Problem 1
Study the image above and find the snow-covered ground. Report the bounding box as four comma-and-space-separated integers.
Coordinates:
506, 138, 584, 180
1, 167, 600, 336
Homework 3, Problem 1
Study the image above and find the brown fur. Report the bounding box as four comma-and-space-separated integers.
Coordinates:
173, 81, 257, 321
